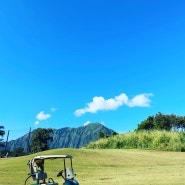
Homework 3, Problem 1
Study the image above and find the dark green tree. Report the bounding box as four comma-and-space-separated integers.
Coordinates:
30, 128, 53, 153
153, 112, 171, 130
0, 126, 5, 147
136, 112, 185, 131
110, 131, 118, 137
136, 116, 154, 131
98, 131, 107, 139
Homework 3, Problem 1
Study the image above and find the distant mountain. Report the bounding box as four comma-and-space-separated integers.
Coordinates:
6, 123, 115, 152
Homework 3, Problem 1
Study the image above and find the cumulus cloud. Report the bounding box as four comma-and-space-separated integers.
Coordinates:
36, 111, 51, 121
127, 93, 153, 107
74, 93, 153, 116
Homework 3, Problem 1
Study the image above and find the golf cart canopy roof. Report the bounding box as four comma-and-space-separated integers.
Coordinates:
32, 155, 73, 161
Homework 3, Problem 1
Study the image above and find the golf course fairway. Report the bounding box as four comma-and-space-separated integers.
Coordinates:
1, 148, 185, 185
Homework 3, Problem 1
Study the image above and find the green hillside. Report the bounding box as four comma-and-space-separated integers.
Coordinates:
1, 148, 185, 185
87, 130, 185, 151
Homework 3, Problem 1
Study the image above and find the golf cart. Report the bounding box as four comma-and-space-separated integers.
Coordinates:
24, 155, 79, 185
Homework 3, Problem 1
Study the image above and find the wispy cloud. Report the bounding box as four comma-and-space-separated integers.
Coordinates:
35, 120, 39, 125
74, 93, 153, 116
51, 107, 58, 112
83, 121, 105, 126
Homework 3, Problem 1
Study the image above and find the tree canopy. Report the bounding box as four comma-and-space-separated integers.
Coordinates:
0, 126, 5, 147
136, 112, 185, 131
30, 128, 53, 153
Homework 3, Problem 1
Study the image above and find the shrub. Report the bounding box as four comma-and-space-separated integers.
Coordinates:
86, 130, 185, 152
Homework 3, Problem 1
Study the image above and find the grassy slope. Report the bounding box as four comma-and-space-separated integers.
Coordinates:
1, 148, 185, 185
87, 131, 185, 151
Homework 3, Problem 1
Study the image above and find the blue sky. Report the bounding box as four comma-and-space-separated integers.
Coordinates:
0, 0, 185, 140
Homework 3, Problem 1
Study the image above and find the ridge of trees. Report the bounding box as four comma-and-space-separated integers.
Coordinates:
136, 112, 185, 131
0, 126, 5, 147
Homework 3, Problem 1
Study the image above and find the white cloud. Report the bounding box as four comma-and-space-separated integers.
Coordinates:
84, 121, 91, 126
51, 107, 57, 112
83, 121, 105, 126
100, 121, 105, 126
74, 93, 153, 116
36, 111, 51, 121
35, 121, 39, 125
127, 93, 153, 107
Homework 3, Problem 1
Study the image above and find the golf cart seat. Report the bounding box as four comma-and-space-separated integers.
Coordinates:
33, 172, 58, 185
36, 172, 47, 181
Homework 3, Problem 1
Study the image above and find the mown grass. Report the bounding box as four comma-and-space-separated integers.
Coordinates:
87, 130, 185, 151
1, 148, 185, 185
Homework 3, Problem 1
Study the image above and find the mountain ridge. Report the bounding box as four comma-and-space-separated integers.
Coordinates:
6, 123, 115, 152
